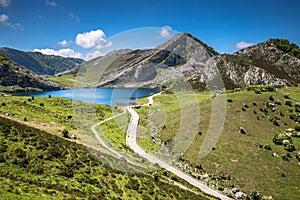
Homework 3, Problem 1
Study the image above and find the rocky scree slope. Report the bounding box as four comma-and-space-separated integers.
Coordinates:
66, 35, 300, 90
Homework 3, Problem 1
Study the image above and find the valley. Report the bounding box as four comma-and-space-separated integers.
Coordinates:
1, 32, 300, 200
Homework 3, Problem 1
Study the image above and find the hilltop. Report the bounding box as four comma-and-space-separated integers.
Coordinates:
58, 34, 300, 90
0, 53, 62, 93
0, 47, 84, 75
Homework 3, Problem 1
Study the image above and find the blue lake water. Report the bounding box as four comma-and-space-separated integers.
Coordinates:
28, 88, 159, 106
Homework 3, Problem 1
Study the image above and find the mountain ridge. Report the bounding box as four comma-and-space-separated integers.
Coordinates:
68, 34, 300, 90
0, 53, 62, 93
0, 47, 84, 75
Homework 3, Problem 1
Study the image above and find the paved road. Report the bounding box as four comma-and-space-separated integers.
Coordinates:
91, 108, 135, 164
125, 93, 232, 200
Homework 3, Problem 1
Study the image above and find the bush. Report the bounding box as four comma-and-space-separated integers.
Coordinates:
285, 100, 293, 107
40, 103, 44, 106
275, 100, 281, 105
255, 89, 261, 94
295, 124, 300, 131
269, 96, 274, 101
239, 127, 246, 134
273, 120, 280, 126
285, 143, 296, 152
273, 133, 291, 145
48, 95, 52, 98
227, 99, 233, 102
264, 144, 272, 150
1, 102, 6, 106
250, 190, 260, 200
62, 129, 69, 138
67, 115, 72, 120
283, 93, 290, 99
295, 103, 300, 112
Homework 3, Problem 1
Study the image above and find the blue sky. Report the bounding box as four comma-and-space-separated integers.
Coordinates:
0, 0, 300, 60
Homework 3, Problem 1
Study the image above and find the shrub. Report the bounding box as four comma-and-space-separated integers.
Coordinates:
281, 155, 289, 161
48, 95, 52, 98
273, 120, 280, 126
40, 103, 44, 106
254, 89, 261, 94
275, 100, 281, 105
227, 99, 233, 102
280, 111, 284, 117
62, 129, 69, 138
269, 96, 274, 101
31, 96, 35, 100
295, 103, 300, 112
295, 124, 300, 131
264, 144, 272, 150
283, 93, 290, 99
239, 127, 246, 134
253, 102, 257, 106
285, 143, 296, 152
1, 102, 6, 106
67, 115, 73, 120
250, 190, 260, 200
285, 100, 293, 107
273, 133, 291, 145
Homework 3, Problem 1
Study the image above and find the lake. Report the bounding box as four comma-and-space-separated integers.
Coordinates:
28, 88, 159, 106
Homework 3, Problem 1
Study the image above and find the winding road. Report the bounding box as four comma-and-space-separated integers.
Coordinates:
91, 92, 232, 200
125, 92, 232, 200
91, 108, 135, 165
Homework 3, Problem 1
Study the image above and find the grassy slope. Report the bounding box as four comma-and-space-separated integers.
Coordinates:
0, 116, 216, 200
0, 95, 217, 199
136, 87, 300, 199
46, 74, 81, 87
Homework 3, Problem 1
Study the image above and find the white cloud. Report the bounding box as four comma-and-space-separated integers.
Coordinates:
34, 48, 82, 59
58, 40, 72, 47
68, 13, 80, 22
235, 41, 255, 49
85, 50, 104, 60
45, 0, 56, 7
0, 13, 23, 30
0, 14, 8, 23
0, 0, 11, 7
160, 26, 172, 38
75, 29, 112, 49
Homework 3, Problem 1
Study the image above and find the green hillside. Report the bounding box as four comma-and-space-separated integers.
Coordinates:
135, 87, 300, 199
0, 47, 84, 75
0, 53, 61, 93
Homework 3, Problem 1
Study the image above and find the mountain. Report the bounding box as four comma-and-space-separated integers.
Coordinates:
205, 38, 300, 89
70, 33, 219, 88
0, 47, 84, 75
0, 53, 62, 93
60, 34, 300, 90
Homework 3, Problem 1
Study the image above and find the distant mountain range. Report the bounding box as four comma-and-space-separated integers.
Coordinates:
0, 53, 62, 93
68, 33, 300, 90
1, 33, 300, 93
0, 47, 84, 75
